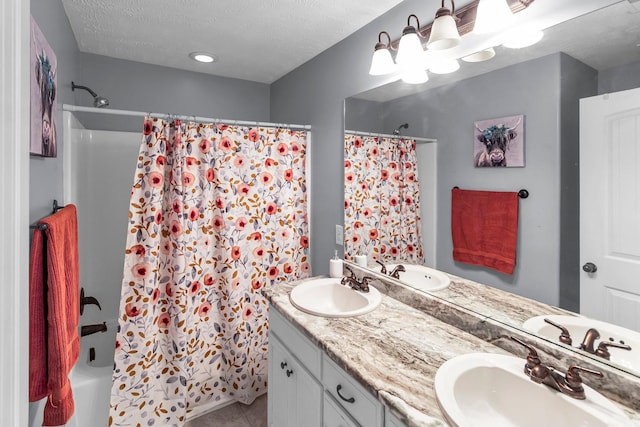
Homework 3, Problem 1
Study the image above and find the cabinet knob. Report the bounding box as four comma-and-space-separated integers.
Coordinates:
582, 262, 597, 273
286, 369, 294, 377
336, 384, 355, 404
280, 361, 287, 369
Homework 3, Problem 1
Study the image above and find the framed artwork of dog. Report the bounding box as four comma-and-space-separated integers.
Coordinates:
30, 16, 58, 158
474, 114, 524, 167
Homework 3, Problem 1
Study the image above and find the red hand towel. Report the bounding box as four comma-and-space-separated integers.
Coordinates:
451, 188, 519, 275
29, 205, 81, 426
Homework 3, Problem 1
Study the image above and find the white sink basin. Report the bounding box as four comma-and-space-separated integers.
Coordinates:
376, 264, 450, 292
435, 353, 631, 427
523, 315, 640, 372
289, 277, 382, 317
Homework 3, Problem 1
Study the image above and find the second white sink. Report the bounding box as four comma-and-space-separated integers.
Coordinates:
435, 353, 631, 427
289, 277, 382, 317
376, 264, 450, 292
523, 315, 640, 373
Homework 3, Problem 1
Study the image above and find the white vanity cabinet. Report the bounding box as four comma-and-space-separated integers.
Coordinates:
268, 309, 322, 427
268, 307, 385, 427
323, 355, 384, 427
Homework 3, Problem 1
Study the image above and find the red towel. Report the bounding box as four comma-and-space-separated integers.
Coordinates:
451, 188, 519, 275
29, 205, 81, 426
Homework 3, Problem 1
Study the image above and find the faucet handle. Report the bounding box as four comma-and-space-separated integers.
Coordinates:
509, 336, 542, 371
375, 260, 387, 275
543, 318, 573, 345
360, 276, 375, 292
565, 365, 603, 391
595, 340, 632, 360
344, 265, 356, 279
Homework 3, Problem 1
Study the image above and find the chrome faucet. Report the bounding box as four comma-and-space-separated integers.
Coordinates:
510, 336, 603, 399
389, 265, 406, 279
342, 266, 373, 292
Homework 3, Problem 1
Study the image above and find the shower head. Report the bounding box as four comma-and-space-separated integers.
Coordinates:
392, 123, 409, 135
71, 81, 110, 108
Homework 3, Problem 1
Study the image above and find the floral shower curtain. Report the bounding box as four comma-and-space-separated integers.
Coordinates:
344, 134, 425, 265
109, 117, 310, 426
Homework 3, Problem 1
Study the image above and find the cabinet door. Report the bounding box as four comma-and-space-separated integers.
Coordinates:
269, 334, 322, 427
295, 359, 322, 427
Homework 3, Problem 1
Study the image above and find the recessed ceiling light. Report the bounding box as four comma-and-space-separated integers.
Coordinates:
189, 52, 217, 63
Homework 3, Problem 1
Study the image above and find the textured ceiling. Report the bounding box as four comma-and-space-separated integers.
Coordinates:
61, 0, 405, 83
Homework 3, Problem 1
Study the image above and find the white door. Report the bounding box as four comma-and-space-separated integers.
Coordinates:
580, 87, 640, 331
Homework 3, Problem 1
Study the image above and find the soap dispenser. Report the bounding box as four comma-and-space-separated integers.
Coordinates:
329, 250, 343, 278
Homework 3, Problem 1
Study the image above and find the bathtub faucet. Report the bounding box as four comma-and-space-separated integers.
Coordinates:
80, 287, 102, 315
81, 322, 107, 337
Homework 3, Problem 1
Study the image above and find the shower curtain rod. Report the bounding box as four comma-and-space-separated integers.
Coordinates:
62, 104, 311, 131
345, 129, 436, 143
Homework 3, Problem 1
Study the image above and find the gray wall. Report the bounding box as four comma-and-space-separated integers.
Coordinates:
29, 0, 270, 227
30, 0, 81, 225
344, 98, 385, 134
384, 54, 565, 306
558, 55, 598, 310
598, 60, 640, 94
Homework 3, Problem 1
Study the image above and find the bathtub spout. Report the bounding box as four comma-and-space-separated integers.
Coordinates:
80, 287, 102, 315
81, 322, 107, 337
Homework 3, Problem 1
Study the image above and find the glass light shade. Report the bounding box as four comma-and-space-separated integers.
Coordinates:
369, 48, 396, 75
396, 31, 425, 69
429, 58, 460, 74
427, 14, 460, 50
473, 0, 514, 35
502, 29, 544, 49
461, 47, 496, 63
401, 69, 429, 84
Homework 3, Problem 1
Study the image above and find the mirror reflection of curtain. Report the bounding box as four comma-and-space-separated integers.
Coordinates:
344, 134, 425, 265
109, 117, 310, 425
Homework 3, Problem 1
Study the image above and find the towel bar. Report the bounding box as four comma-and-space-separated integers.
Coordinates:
30, 199, 65, 230
452, 187, 529, 199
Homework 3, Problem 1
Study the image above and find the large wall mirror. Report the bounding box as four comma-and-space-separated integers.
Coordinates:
344, 1, 640, 377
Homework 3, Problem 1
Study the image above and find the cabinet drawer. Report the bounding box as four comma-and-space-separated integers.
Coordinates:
270, 307, 321, 378
323, 355, 383, 427
324, 392, 359, 427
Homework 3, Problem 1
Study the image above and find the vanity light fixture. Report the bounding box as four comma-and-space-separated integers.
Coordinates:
461, 47, 496, 62
189, 52, 217, 63
473, 0, 514, 35
427, 0, 461, 50
396, 15, 426, 70
367, 0, 536, 82
369, 31, 397, 75
429, 58, 460, 74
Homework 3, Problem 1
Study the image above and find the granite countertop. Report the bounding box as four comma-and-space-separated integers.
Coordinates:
264, 279, 509, 426
263, 277, 640, 427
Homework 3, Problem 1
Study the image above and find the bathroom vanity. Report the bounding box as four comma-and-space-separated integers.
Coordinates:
264, 271, 640, 426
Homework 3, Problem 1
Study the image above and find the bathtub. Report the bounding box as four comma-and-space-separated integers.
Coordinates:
29, 319, 117, 427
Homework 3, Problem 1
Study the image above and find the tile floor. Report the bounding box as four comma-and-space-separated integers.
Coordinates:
184, 393, 268, 427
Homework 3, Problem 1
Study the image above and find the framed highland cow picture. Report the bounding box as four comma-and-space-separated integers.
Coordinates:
30, 16, 58, 158
474, 114, 524, 168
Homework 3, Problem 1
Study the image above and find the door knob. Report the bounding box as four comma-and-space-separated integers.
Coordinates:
582, 262, 597, 273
